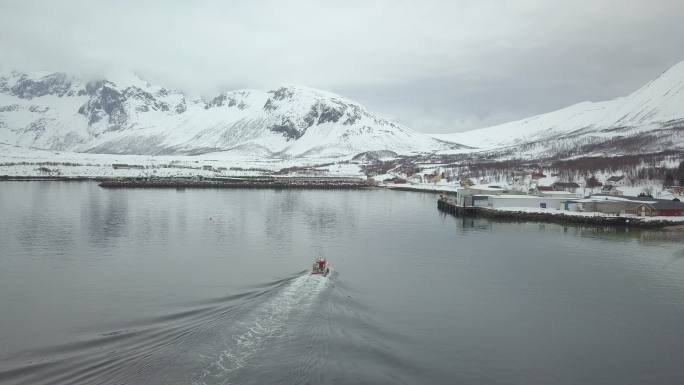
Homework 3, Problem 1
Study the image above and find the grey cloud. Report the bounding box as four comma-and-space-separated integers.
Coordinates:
1, 0, 684, 133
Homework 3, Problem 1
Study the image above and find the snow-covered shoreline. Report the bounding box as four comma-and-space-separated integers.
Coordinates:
0, 143, 365, 179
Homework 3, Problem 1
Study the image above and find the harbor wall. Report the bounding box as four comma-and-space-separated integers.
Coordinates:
437, 197, 683, 229
98, 177, 371, 189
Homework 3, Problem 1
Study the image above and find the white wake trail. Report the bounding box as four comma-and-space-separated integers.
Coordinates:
194, 274, 329, 384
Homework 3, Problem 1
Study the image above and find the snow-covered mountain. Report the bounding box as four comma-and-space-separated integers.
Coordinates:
0, 71, 456, 157
433, 60, 684, 158
3, 60, 683, 163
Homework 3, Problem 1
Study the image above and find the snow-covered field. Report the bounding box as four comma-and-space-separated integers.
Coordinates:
0, 143, 365, 178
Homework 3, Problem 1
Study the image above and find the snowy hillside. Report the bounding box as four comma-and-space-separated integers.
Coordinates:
0, 71, 457, 158
3, 60, 683, 164
433, 60, 684, 157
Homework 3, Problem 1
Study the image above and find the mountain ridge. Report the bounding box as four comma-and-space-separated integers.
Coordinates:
0, 71, 458, 158
432, 60, 684, 158
2, 60, 684, 162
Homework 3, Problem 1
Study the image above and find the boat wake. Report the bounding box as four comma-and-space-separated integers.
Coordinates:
194, 273, 331, 384
0, 271, 331, 385
0, 267, 424, 385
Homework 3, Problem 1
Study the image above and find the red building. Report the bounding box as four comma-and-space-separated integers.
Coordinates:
651, 199, 684, 216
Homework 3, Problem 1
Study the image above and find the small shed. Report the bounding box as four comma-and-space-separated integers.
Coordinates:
633, 203, 656, 217
606, 175, 626, 186
552, 182, 580, 193
601, 185, 624, 196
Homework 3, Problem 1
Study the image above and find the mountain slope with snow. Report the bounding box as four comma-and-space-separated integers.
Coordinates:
433, 60, 684, 157
0, 71, 457, 158
3, 60, 683, 164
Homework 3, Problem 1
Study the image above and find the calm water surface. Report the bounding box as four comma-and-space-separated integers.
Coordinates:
1, 182, 684, 385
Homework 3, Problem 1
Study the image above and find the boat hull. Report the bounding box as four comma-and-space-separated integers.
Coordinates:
311, 267, 330, 277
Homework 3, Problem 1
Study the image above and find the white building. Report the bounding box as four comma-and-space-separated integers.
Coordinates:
605, 175, 626, 186
473, 194, 578, 210
455, 185, 506, 206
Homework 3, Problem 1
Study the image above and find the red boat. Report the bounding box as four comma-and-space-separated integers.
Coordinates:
311, 256, 330, 276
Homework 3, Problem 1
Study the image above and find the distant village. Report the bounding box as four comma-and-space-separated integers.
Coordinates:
379, 167, 684, 220
3, 147, 683, 222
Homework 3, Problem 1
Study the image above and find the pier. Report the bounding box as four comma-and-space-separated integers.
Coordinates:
437, 196, 683, 228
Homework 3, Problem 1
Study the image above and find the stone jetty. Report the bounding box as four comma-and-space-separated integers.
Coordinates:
99, 176, 372, 190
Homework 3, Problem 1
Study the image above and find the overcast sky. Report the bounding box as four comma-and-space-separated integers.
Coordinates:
2, 0, 684, 133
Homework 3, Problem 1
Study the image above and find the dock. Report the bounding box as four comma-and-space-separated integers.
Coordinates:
437, 197, 481, 215
437, 196, 682, 228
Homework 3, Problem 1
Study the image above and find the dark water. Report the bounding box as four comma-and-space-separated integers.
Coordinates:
1, 182, 684, 385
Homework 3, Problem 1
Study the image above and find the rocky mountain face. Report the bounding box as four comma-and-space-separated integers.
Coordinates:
2, 60, 683, 162
0, 71, 457, 157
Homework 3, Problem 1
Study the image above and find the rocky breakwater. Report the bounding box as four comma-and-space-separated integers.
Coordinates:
99, 176, 372, 190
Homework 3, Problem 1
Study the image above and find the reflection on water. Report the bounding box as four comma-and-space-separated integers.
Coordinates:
453, 212, 684, 245
87, 189, 130, 246
1, 183, 684, 385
